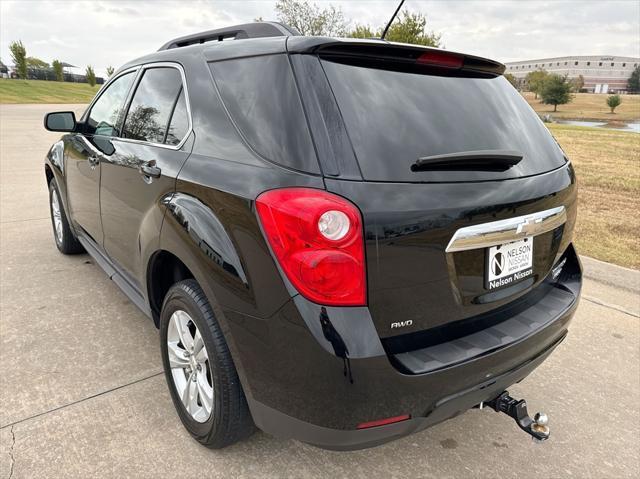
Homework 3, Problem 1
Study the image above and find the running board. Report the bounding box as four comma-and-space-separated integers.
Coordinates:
76, 232, 153, 320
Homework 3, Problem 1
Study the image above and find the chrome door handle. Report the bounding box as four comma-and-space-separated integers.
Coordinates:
445, 206, 567, 253
139, 160, 161, 179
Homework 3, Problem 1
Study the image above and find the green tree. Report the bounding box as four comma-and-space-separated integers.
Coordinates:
539, 74, 573, 112
52, 59, 64, 81
9, 40, 27, 79
349, 24, 376, 39
383, 11, 441, 46
504, 72, 518, 88
525, 69, 549, 99
26, 56, 49, 68
275, 0, 348, 36
349, 11, 441, 47
606, 94, 621, 113
106, 65, 115, 77
85, 65, 96, 87
628, 65, 640, 93
571, 74, 585, 92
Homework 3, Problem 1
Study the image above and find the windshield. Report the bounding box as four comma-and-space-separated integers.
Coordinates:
321, 59, 567, 182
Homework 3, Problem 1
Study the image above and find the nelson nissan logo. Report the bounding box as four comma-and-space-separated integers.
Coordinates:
491, 251, 505, 276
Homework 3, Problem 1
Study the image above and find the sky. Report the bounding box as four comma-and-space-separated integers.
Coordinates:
1, 0, 639, 78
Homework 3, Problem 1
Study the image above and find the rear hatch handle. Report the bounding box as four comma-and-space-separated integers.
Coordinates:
446, 206, 566, 253
412, 149, 523, 172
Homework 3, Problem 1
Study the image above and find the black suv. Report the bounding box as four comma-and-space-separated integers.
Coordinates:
44, 22, 581, 450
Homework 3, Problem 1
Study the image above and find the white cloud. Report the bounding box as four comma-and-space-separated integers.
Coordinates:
1, 0, 638, 78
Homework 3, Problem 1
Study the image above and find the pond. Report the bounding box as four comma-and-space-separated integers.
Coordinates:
558, 120, 640, 133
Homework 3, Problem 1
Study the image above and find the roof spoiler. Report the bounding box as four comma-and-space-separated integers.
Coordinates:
158, 22, 300, 51
288, 38, 506, 77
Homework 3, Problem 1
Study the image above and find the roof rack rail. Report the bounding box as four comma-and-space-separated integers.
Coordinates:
158, 22, 300, 51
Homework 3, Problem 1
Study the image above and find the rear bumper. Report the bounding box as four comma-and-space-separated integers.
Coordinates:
225, 245, 581, 450
248, 331, 565, 450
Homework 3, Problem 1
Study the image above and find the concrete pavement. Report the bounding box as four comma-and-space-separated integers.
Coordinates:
1, 104, 639, 478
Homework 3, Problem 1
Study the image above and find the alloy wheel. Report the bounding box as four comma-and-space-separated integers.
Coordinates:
167, 310, 214, 423
51, 189, 63, 244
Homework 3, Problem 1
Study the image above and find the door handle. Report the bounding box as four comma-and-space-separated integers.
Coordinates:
139, 160, 161, 179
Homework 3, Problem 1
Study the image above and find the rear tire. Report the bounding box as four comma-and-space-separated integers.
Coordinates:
48, 180, 84, 255
160, 279, 255, 448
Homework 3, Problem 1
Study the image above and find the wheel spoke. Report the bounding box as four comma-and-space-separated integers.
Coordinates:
193, 329, 206, 363
167, 341, 189, 369
184, 375, 198, 414
196, 371, 213, 415
173, 311, 194, 351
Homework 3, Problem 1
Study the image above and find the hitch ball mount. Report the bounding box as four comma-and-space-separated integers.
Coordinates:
483, 390, 550, 441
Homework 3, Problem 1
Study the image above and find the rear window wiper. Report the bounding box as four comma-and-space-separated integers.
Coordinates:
412, 150, 523, 172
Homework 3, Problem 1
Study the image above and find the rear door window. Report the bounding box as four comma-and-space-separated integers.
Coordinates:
210, 55, 319, 174
122, 67, 184, 145
165, 89, 189, 146
321, 60, 567, 182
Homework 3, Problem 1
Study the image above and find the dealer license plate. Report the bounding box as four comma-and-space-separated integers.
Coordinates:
486, 237, 533, 290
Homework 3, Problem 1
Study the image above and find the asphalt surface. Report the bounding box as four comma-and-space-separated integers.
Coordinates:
1, 103, 639, 478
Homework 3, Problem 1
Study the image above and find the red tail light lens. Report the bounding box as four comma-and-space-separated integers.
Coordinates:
256, 188, 366, 306
417, 51, 464, 69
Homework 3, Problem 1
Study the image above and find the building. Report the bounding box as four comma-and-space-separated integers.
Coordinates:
505, 55, 639, 93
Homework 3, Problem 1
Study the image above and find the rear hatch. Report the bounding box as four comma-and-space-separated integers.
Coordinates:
293, 41, 577, 341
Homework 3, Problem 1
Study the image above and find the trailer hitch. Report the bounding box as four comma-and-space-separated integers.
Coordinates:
484, 391, 550, 441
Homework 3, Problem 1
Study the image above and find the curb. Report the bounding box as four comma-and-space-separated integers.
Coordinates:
580, 256, 640, 294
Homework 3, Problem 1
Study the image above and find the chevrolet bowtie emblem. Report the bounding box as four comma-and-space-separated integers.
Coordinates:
516, 216, 544, 235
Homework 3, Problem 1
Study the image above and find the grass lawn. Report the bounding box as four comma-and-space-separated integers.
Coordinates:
0, 79, 100, 104
547, 124, 640, 269
525, 92, 640, 122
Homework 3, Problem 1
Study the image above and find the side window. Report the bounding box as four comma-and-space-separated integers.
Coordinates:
86, 71, 135, 136
210, 55, 319, 173
165, 89, 189, 146
122, 67, 183, 144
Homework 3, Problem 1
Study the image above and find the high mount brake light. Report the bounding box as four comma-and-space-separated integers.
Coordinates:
256, 188, 366, 306
416, 51, 464, 69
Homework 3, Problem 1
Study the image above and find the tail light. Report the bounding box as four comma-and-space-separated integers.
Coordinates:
255, 188, 366, 306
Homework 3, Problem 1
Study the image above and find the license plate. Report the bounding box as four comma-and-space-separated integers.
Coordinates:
486, 237, 533, 290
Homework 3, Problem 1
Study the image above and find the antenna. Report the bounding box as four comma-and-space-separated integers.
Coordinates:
380, 0, 405, 40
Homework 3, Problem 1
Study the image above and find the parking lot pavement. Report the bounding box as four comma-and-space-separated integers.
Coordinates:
1, 104, 639, 478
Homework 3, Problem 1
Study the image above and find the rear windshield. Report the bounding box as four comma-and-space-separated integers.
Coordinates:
321, 60, 566, 182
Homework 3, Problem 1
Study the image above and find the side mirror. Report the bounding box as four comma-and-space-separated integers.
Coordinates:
44, 111, 77, 132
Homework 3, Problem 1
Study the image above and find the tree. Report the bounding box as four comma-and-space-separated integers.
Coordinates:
9, 40, 27, 79
85, 65, 96, 87
606, 94, 621, 113
525, 69, 549, 99
628, 65, 640, 93
275, 0, 348, 36
106, 66, 115, 77
52, 59, 64, 81
349, 11, 441, 47
504, 72, 518, 88
571, 74, 585, 92
349, 25, 376, 39
539, 74, 573, 112
26, 56, 49, 69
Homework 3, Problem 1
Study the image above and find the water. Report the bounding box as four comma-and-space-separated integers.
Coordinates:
558, 120, 640, 133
